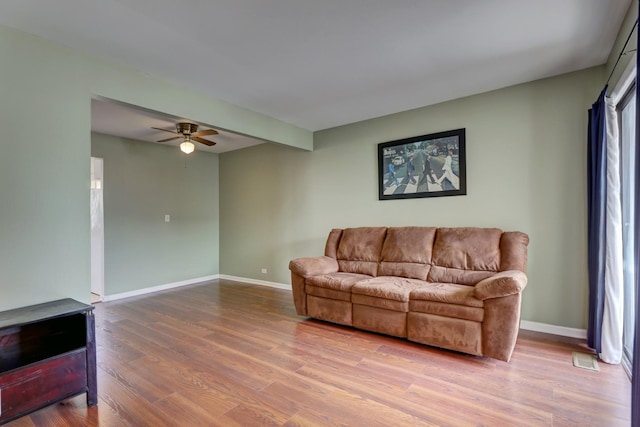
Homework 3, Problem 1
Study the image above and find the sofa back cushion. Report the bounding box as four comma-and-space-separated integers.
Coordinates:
336, 227, 387, 276
378, 227, 436, 280
326, 226, 528, 284
428, 227, 502, 285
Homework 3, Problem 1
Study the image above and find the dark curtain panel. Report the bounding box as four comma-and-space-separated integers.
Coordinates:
632, 0, 640, 421
586, 88, 608, 353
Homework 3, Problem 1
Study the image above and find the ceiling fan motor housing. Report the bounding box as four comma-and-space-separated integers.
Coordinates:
177, 122, 198, 135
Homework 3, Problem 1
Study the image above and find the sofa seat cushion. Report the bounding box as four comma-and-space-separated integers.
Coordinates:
307, 272, 372, 292
306, 272, 372, 302
352, 276, 427, 312
409, 300, 484, 322
410, 282, 483, 308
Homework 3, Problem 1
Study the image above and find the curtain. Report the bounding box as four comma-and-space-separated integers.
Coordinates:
601, 96, 624, 364
587, 88, 625, 363
587, 89, 607, 354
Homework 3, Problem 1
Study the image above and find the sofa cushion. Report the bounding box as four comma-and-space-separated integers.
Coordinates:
426, 267, 495, 287
409, 282, 483, 308
337, 260, 379, 277
307, 272, 372, 293
409, 300, 484, 322
428, 227, 502, 285
306, 272, 372, 302
306, 285, 352, 302
352, 276, 427, 312
377, 227, 436, 280
336, 227, 387, 276
377, 262, 429, 281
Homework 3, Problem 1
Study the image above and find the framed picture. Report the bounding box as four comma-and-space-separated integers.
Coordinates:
378, 128, 466, 200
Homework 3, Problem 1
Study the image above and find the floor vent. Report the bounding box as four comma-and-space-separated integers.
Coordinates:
572, 352, 600, 371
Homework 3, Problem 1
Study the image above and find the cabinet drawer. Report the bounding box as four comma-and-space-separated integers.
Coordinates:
0, 348, 87, 422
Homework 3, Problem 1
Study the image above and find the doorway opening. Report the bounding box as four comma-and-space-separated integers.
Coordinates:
90, 157, 104, 303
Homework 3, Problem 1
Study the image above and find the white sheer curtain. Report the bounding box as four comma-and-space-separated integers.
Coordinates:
600, 96, 624, 364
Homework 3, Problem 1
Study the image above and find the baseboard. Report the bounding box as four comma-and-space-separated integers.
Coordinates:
219, 274, 291, 290
520, 320, 587, 339
102, 275, 220, 302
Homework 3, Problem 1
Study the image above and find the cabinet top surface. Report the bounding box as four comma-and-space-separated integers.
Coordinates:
0, 298, 93, 329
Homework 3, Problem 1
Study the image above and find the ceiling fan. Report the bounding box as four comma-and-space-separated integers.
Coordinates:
152, 122, 218, 154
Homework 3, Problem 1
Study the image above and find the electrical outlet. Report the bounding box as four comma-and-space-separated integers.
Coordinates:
261, 268, 268, 274
164, 214, 170, 222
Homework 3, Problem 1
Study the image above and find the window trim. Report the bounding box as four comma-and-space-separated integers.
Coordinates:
611, 52, 637, 105
612, 53, 637, 380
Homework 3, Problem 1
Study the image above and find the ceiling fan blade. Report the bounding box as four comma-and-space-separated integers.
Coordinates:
193, 136, 216, 146
152, 127, 179, 135
191, 129, 218, 137
157, 136, 180, 142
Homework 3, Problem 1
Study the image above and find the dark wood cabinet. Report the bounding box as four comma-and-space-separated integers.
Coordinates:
0, 299, 97, 424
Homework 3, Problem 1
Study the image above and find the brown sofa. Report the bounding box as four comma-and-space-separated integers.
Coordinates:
289, 226, 529, 362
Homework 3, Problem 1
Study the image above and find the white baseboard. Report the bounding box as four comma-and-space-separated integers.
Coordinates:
219, 274, 291, 290
520, 320, 587, 339
102, 275, 220, 302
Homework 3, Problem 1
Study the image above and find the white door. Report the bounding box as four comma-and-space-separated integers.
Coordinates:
90, 157, 105, 300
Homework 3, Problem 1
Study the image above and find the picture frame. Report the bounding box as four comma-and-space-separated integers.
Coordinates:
378, 128, 466, 200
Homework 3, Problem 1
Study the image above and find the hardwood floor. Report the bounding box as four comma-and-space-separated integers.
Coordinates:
7, 279, 631, 426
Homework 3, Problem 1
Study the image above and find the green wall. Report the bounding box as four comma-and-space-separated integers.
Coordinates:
92, 133, 219, 295
0, 24, 309, 311
0, 26, 91, 309
220, 67, 604, 329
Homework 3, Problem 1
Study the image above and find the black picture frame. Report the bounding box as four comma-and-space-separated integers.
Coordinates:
378, 128, 466, 200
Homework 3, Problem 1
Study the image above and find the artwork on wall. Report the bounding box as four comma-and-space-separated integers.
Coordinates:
378, 128, 466, 200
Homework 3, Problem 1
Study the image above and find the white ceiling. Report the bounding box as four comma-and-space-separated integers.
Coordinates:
0, 0, 632, 148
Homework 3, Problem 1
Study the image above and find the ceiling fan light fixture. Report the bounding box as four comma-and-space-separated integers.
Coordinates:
153, 122, 217, 151
180, 140, 195, 154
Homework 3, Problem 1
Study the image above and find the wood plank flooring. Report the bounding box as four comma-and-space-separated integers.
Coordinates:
7, 279, 631, 426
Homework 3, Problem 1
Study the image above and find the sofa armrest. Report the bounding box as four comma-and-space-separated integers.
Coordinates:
474, 270, 527, 300
289, 256, 339, 278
